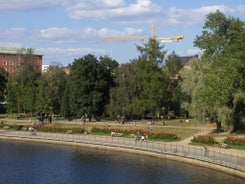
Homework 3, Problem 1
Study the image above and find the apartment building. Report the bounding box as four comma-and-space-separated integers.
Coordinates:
0, 46, 43, 73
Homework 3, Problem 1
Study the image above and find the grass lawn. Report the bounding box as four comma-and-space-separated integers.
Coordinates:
0, 117, 202, 141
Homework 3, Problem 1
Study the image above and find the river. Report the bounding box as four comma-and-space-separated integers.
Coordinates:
0, 140, 243, 184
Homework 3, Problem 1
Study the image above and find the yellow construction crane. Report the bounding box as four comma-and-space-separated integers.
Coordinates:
103, 25, 184, 42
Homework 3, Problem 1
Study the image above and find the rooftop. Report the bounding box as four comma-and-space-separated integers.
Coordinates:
0, 47, 43, 56
180, 55, 198, 65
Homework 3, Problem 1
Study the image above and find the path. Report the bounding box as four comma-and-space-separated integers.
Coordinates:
1, 118, 244, 157
175, 126, 245, 157
176, 126, 214, 145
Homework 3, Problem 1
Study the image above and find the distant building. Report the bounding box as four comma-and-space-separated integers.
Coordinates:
63, 64, 71, 75
0, 46, 43, 74
42, 65, 50, 73
180, 55, 198, 66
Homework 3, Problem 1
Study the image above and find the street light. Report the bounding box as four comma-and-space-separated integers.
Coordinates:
162, 107, 166, 126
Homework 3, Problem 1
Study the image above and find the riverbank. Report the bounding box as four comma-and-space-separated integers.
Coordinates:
0, 130, 244, 179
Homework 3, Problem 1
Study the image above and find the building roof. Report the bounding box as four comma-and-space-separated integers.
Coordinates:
0, 47, 43, 56
180, 55, 198, 65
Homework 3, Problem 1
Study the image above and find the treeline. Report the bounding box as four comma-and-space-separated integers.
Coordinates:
3, 44, 184, 122
0, 11, 244, 131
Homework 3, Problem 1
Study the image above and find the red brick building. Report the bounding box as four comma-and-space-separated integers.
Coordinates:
0, 47, 43, 74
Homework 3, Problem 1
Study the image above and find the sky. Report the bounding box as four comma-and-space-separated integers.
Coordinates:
0, 0, 244, 66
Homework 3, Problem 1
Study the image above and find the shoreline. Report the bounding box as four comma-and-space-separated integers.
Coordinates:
1, 135, 244, 179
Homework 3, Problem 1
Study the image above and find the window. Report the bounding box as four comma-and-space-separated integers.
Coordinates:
3, 60, 7, 65
10, 60, 14, 65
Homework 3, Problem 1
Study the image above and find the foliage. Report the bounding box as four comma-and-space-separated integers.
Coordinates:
36, 125, 86, 134
36, 66, 67, 113
129, 58, 166, 118
181, 11, 245, 131
0, 68, 8, 102
163, 52, 184, 116
191, 134, 217, 145
6, 49, 41, 113
137, 38, 166, 65
224, 136, 245, 147
107, 63, 136, 119
90, 127, 179, 141
108, 38, 168, 120
148, 132, 179, 141
62, 54, 117, 120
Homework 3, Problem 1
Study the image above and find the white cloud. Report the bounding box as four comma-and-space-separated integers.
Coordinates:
124, 27, 143, 35
39, 47, 107, 64
64, 0, 161, 23
37, 27, 83, 43
37, 27, 101, 43
165, 5, 234, 26
0, 26, 144, 44
0, 28, 30, 39
0, 0, 60, 11
36, 27, 144, 43
186, 48, 203, 56
63, 1, 235, 26
194, 5, 234, 15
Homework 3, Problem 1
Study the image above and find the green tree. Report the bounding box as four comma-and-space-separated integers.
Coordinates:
6, 49, 41, 113
99, 56, 118, 108
163, 52, 183, 117
36, 66, 67, 114
0, 68, 8, 102
63, 54, 115, 120
107, 62, 136, 119
108, 38, 167, 120
137, 38, 166, 65
182, 11, 245, 131
130, 57, 166, 119
179, 58, 206, 119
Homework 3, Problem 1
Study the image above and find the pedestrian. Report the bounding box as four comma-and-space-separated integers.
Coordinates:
29, 118, 33, 125
204, 146, 209, 157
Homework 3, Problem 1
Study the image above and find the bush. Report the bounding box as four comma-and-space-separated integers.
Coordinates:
148, 132, 179, 141
191, 134, 217, 145
91, 127, 111, 134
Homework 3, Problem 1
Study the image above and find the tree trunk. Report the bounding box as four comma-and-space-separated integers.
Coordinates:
216, 121, 222, 132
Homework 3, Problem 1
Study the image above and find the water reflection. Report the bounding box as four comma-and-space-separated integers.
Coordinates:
0, 141, 243, 184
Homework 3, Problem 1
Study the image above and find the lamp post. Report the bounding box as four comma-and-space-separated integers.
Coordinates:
162, 107, 165, 126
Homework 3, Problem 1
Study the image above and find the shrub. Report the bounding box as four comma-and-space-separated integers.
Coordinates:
191, 134, 217, 145
91, 127, 111, 134
148, 132, 179, 141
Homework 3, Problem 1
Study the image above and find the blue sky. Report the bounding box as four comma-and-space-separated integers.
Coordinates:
0, 0, 244, 66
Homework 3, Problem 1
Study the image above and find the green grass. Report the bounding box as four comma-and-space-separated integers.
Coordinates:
226, 144, 245, 150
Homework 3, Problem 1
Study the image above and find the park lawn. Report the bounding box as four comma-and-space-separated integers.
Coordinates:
52, 122, 199, 140
0, 118, 200, 141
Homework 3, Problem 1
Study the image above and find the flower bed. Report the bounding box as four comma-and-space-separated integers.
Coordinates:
191, 134, 217, 145
224, 136, 245, 147
36, 125, 86, 134
90, 127, 179, 141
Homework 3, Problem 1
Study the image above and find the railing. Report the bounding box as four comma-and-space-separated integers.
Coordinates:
0, 130, 244, 172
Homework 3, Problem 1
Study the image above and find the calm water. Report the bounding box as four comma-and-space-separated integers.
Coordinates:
0, 140, 243, 184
